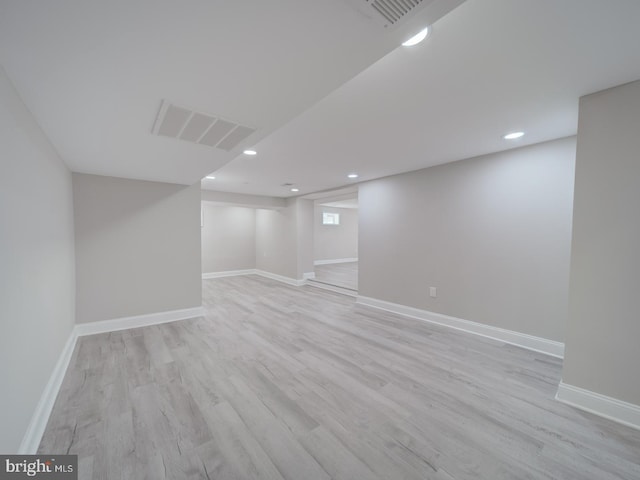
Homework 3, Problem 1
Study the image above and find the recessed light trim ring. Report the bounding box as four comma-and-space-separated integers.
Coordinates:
504, 131, 525, 140
402, 27, 430, 47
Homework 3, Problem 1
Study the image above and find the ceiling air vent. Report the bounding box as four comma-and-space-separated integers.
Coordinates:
371, 0, 424, 25
152, 100, 256, 152
344, 0, 431, 29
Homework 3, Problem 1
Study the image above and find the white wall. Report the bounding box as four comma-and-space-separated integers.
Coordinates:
253, 198, 315, 280
255, 200, 298, 279
359, 137, 576, 342
201, 190, 286, 209
0, 67, 76, 452
201, 204, 256, 273
314, 206, 358, 262
563, 80, 640, 406
73, 174, 201, 323
296, 199, 314, 277
201, 198, 313, 280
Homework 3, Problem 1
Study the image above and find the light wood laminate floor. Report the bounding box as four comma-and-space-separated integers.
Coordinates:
313, 261, 358, 291
40, 276, 640, 479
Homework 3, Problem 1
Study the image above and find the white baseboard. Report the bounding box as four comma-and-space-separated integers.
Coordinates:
303, 272, 316, 280
19, 305, 206, 453
255, 269, 306, 287
556, 382, 640, 431
314, 258, 358, 266
202, 269, 256, 279
201, 268, 308, 287
306, 280, 358, 297
356, 295, 564, 358
75, 306, 205, 337
18, 330, 78, 454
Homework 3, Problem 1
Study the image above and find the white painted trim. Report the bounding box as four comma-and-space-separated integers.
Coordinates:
313, 258, 358, 266
18, 329, 78, 454
74, 306, 205, 337
19, 305, 206, 452
201, 268, 309, 287
255, 270, 306, 287
356, 295, 564, 358
303, 272, 316, 280
556, 382, 640, 431
202, 269, 256, 279
306, 280, 358, 297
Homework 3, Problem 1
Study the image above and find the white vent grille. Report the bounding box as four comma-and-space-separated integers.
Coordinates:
371, 0, 424, 25
152, 100, 256, 152
345, 0, 431, 28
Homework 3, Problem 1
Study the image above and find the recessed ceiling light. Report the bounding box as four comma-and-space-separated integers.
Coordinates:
291, 188, 299, 192
503, 131, 525, 140
243, 149, 257, 155
205, 176, 216, 180
348, 173, 359, 179
402, 27, 429, 47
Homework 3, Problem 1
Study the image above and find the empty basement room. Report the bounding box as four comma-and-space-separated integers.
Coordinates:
2, 1, 640, 479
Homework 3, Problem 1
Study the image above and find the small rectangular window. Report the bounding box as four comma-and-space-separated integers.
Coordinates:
322, 212, 340, 225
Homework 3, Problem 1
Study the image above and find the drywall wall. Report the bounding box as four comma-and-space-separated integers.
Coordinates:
0, 67, 75, 452
296, 199, 314, 277
314, 206, 358, 262
201, 204, 256, 273
201, 190, 286, 209
255, 199, 298, 279
202, 197, 312, 279
359, 137, 575, 342
73, 174, 201, 323
563, 80, 640, 405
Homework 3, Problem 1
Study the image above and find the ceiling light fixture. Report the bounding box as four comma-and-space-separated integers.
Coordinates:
402, 27, 429, 47
243, 149, 257, 155
348, 173, 359, 179
291, 188, 299, 192
503, 131, 525, 140
205, 176, 216, 180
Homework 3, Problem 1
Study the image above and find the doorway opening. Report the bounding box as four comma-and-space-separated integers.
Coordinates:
308, 192, 358, 294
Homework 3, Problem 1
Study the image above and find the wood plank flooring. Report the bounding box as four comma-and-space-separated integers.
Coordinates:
39, 275, 640, 479
313, 262, 358, 291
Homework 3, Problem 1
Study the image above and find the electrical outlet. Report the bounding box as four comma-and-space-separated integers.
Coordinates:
429, 287, 437, 298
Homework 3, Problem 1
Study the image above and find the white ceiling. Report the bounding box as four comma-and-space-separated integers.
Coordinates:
319, 199, 359, 210
208, 0, 640, 197
0, 0, 462, 185
2, 1, 640, 197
